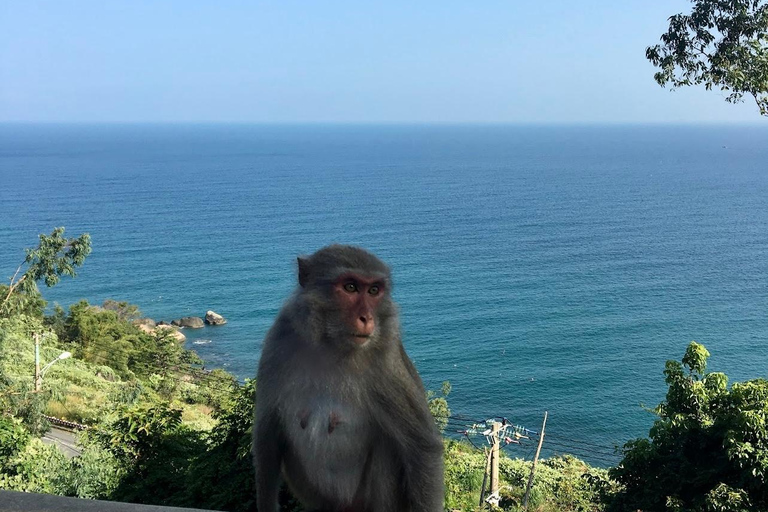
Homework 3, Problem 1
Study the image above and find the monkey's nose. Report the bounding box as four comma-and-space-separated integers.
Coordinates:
356, 315, 375, 336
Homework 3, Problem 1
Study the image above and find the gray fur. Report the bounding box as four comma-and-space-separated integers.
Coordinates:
254, 245, 444, 512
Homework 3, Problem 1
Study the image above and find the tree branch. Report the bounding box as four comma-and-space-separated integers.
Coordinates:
2, 263, 27, 311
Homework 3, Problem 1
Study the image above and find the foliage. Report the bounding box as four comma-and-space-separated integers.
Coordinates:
60, 300, 200, 402
443, 440, 487, 511
646, 0, 768, 115
610, 341, 768, 511
180, 367, 236, 412
61, 442, 123, 499
0, 314, 124, 426
91, 403, 186, 462
62, 300, 143, 378
1, 227, 91, 317
0, 436, 69, 493
0, 416, 29, 465
499, 455, 615, 512
441, 440, 612, 512
428, 380, 452, 433
182, 379, 257, 511
0, 416, 121, 498
0, 316, 52, 434
101, 300, 141, 322
88, 402, 204, 505
0, 284, 46, 318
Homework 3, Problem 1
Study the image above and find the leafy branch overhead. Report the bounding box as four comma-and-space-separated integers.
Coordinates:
647, 0, 768, 115
1, 228, 92, 315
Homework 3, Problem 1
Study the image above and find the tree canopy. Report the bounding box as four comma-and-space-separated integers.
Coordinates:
610, 342, 768, 512
647, 0, 768, 115
1, 227, 91, 317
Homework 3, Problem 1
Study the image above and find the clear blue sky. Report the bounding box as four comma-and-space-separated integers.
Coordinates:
0, 0, 761, 123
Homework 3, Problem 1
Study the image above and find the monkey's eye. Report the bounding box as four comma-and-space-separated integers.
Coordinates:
368, 285, 380, 296
343, 283, 357, 293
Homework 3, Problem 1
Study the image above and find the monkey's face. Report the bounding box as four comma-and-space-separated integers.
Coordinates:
330, 272, 387, 346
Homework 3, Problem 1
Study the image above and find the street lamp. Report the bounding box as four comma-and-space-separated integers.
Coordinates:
40, 351, 71, 377
34, 331, 71, 392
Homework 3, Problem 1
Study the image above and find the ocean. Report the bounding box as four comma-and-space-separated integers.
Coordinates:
1, 123, 767, 465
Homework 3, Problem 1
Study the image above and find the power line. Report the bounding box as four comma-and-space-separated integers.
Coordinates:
43, 332, 245, 380
546, 449, 619, 465
83, 353, 242, 392
544, 443, 617, 459
543, 443, 621, 464
546, 433, 622, 451
543, 438, 617, 456
463, 433, 483, 451
42, 358, 239, 406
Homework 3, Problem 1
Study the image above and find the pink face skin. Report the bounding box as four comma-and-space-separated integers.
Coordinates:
333, 273, 386, 343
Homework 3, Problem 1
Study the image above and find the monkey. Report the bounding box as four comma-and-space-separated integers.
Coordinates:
254, 245, 444, 512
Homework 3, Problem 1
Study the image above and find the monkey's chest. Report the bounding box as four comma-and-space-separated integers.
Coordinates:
285, 395, 369, 462
282, 395, 372, 500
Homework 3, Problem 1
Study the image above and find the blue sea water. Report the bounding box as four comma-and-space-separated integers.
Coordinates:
1, 123, 768, 465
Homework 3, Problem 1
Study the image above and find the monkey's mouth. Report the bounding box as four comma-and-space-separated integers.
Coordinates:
352, 334, 370, 344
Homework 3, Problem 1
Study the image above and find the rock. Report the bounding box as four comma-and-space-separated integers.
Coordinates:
157, 320, 171, 326
136, 322, 186, 342
154, 325, 186, 342
204, 310, 227, 326
134, 318, 156, 329
136, 323, 154, 335
172, 317, 205, 329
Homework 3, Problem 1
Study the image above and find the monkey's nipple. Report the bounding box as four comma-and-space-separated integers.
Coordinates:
328, 412, 341, 434
299, 410, 309, 430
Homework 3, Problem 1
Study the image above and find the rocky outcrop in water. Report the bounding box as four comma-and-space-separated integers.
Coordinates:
134, 318, 156, 329
136, 321, 186, 342
155, 325, 187, 342
172, 316, 205, 329
205, 310, 227, 325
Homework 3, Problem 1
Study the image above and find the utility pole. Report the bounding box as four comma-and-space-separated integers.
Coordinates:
34, 332, 41, 392
523, 411, 548, 509
488, 421, 500, 507
468, 417, 537, 508
479, 447, 491, 507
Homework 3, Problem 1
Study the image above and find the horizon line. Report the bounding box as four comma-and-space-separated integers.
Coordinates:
1, 120, 767, 127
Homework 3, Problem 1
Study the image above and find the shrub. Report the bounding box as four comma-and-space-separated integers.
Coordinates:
610, 342, 768, 511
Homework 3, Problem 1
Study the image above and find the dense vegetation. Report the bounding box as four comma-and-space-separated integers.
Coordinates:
2, 230, 768, 511
609, 342, 768, 511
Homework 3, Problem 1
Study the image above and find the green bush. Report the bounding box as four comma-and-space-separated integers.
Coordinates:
428, 380, 452, 433
182, 379, 257, 511
0, 416, 29, 465
610, 342, 768, 512
0, 436, 69, 493
444, 440, 487, 511
61, 441, 123, 500
442, 440, 611, 512
88, 402, 204, 505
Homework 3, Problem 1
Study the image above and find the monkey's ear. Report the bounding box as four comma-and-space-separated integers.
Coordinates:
297, 257, 310, 287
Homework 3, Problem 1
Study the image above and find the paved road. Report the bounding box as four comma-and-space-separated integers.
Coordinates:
41, 426, 81, 458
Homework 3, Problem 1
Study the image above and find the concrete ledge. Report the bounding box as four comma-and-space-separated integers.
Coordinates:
0, 491, 219, 512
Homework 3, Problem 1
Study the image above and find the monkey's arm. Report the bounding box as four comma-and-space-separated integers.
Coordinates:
372, 354, 445, 512
254, 407, 284, 512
